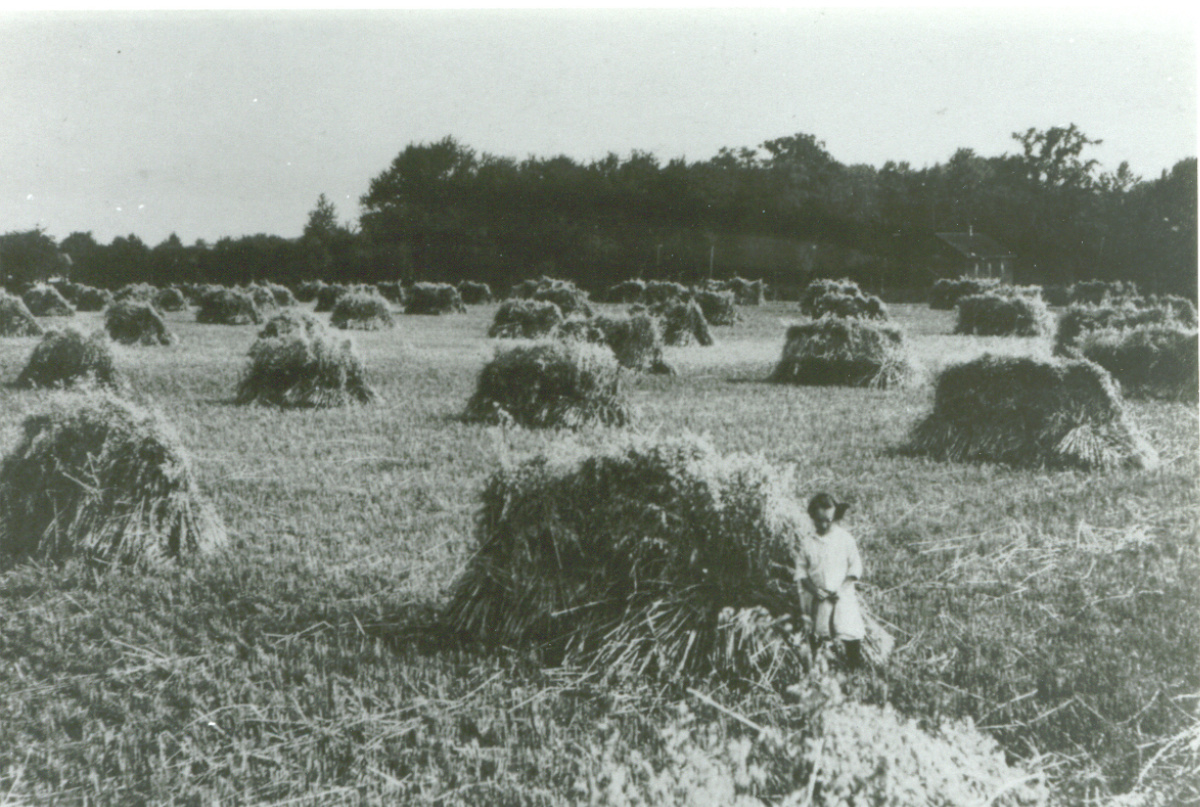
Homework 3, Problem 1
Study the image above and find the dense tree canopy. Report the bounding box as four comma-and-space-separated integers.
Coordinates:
5, 128, 1194, 298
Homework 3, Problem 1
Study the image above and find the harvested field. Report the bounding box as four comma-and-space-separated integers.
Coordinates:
0, 300, 1192, 806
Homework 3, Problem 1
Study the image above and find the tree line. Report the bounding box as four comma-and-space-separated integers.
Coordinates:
2, 125, 1195, 298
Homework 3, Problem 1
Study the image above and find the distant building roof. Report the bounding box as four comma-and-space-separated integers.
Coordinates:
934, 231, 1015, 259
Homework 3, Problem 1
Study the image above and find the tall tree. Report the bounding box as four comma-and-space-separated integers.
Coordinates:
0, 228, 65, 289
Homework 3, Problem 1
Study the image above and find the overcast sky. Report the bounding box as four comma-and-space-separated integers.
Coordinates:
1, 8, 1195, 246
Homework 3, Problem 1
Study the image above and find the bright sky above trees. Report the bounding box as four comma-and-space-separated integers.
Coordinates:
1, 7, 1194, 245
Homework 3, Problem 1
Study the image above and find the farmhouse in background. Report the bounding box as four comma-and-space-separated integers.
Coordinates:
930, 228, 1016, 284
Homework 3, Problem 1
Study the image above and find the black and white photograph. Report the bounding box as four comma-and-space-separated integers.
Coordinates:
0, 7, 1195, 804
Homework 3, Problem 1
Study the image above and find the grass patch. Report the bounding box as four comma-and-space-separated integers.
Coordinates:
0, 301, 1192, 804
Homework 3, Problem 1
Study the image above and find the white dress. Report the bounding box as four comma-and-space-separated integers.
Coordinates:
796, 523, 865, 641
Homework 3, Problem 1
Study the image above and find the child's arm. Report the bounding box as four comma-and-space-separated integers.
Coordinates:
845, 531, 863, 585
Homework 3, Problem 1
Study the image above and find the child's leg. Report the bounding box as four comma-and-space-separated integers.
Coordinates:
843, 639, 864, 669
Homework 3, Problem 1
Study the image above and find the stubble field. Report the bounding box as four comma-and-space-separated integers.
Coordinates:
0, 300, 1195, 805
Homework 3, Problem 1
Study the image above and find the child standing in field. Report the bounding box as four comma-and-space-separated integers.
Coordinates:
796, 493, 865, 668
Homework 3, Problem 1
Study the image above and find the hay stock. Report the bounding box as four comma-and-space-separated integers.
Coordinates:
0, 292, 44, 337
237, 319, 375, 408
104, 301, 176, 346
907, 354, 1158, 471
1079, 324, 1199, 402
405, 283, 466, 315
929, 277, 1000, 310
1054, 299, 1197, 354
73, 286, 113, 312
152, 287, 188, 312
457, 281, 493, 305
531, 280, 593, 317
488, 299, 564, 339
196, 288, 261, 325
954, 294, 1054, 337
605, 279, 646, 303
464, 340, 629, 428
695, 290, 738, 326
445, 434, 812, 683
552, 312, 672, 374
800, 278, 887, 321
771, 317, 915, 388
661, 299, 714, 346
23, 285, 74, 317
0, 392, 227, 566
330, 291, 395, 330
17, 328, 120, 389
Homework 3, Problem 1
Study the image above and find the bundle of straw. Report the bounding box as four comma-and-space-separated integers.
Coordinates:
404, 283, 466, 315
1054, 299, 1196, 355
104, 300, 176, 346
266, 283, 297, 307
458, 281, 493, 305
0, 391, 227, 566
0, 292, 44, 337
245, 285, 279, 314
237, 320, 375, 408
907, 354, 1158, 471
726, 276, 766, 305
464, 340, 629, 428
257, 310, 326, 339
954, 293, 1053, 337
16, 328, 119, 389
22, 285, 74, 317
314, 284, 349, 312
695, 290, 738, 326
488, 299, 564, 339
929, 277, 1000, 310
605, 279, 646, 304
152, 287, 188, 312
770, 317, 915, 388
642, 280, 690, 308
592, 313, 670, 373
330, 290, 394, 330
1079, 324, 1198, 402
73, 286, 113, 312
113, 283, 157, 304
295, 280, 325, 303
196, 288, 261, 325
662, 299, 714, 346
531, 279, 593, 317
375, 281, 406, 305
445, 434, 811, 682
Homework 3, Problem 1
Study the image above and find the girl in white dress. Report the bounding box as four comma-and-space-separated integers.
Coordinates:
796, 493, 865, 668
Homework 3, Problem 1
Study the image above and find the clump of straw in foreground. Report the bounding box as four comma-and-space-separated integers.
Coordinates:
0, 391, 227, 566
444, 434, 813, 683
906, 354, 1158, 471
